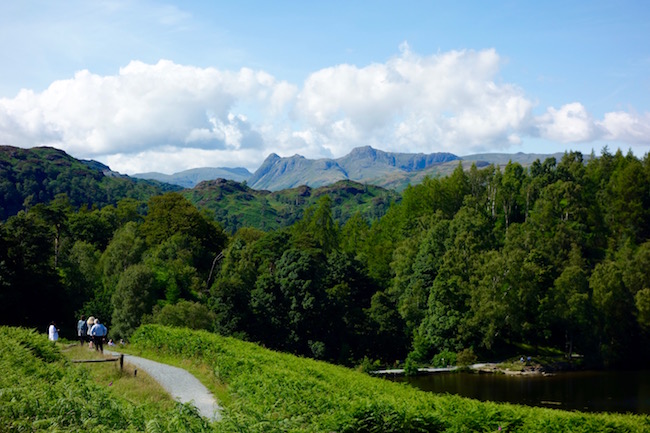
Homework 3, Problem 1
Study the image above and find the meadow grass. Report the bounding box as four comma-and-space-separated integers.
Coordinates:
61, 344, 177, 410
128, 325, 650, 433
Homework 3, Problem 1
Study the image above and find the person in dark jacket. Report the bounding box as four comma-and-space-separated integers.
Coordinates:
77, 315, 88, 345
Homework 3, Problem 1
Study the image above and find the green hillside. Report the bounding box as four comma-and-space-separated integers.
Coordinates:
5, 324, 647, 431
127, 325, 650, 432
0, 146, 180, 220
183, 178, 399, 233
0, 326, 212, 432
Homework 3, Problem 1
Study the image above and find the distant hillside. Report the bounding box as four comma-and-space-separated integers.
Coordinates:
133, 166, 252, 188
0, 146, 180, 220
183, 178, 399, 233
248, 146, 459, 190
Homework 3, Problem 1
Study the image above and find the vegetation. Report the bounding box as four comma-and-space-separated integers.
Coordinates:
127, 325, 650, 432
3, 325, 649, 432
62, 344, 177, 411
0, 327, 213, 432
1, 146, 650, 373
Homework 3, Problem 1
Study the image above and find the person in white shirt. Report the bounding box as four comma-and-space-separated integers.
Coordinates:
48, 321, 59, 341
90, 319, 108, 353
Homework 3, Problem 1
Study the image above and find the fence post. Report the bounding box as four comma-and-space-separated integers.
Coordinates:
120, 354, 124, 370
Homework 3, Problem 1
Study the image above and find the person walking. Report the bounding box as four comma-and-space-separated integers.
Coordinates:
86, 316, 95, 348
48, 321, 59, 341
90, 319, 107, 353
77, 315, 88, 345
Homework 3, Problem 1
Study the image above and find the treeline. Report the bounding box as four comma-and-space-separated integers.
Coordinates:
1, 148, 649, 368
208, 148, 650, 367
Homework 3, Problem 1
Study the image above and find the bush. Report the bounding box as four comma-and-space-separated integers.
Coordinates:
432, 349, 457, 367
456, 347, 478, 366
357, 356, 382, 373
403, 352, 421, 376
149, 299, 215, 331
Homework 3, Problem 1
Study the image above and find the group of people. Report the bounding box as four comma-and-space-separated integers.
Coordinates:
76, 315, 108, 352
47, 315, 117, 353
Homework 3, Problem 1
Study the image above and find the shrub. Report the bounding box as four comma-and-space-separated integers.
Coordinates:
432, 349, 457, 367
456, 347, 478, 366
357, 356, 382, 373
149, 299, 215, 331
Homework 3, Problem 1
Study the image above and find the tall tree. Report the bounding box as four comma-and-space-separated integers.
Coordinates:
111, 264, 158, 339
140, 192, 228, 275
590, 246, 638, 366
2, 211, 65, 330
291, 195, 339, 254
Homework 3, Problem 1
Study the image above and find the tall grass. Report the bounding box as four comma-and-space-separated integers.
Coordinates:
130, 325, 650, 433
62, 344, 177, 410
0, 327, 215, 432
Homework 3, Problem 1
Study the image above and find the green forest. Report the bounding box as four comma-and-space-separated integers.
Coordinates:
1, 147, 649, 369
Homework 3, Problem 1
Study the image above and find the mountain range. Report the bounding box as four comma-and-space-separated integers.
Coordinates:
133, 166, 251, 189
135, 146, 563, 191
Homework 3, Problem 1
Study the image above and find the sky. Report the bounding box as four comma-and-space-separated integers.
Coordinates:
0, 1, 649, 174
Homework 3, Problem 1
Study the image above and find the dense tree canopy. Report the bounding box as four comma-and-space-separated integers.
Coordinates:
1, 148, 649, 369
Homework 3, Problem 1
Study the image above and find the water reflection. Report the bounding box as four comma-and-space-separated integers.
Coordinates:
391, 370, 650, 414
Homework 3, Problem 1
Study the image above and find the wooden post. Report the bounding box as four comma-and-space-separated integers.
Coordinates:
120, 354, 124, 370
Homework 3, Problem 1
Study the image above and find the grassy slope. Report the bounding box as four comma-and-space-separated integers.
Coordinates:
129, 325, 650, 433
0, 327, 213, 432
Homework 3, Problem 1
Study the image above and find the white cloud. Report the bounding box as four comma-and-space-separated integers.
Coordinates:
0, 60, 296, 171
598, 111, 650, 144
101, 147, 265, 175
536, 103, 601, 142
535, 103, 650, 146
295, 48, 534, 155
0, 48, 648, 175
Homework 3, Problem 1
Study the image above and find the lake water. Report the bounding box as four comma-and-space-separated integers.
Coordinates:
391, 370, 650, 414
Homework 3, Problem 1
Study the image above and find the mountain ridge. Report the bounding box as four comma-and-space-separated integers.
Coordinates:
132, 166, 251, 188
132, 146, 564, 191
247, 146, 461, 191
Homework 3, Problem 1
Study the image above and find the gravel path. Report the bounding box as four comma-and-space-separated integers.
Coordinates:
107, 351, 221, 421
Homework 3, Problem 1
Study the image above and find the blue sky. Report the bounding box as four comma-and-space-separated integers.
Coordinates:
0, 0, 648, 174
